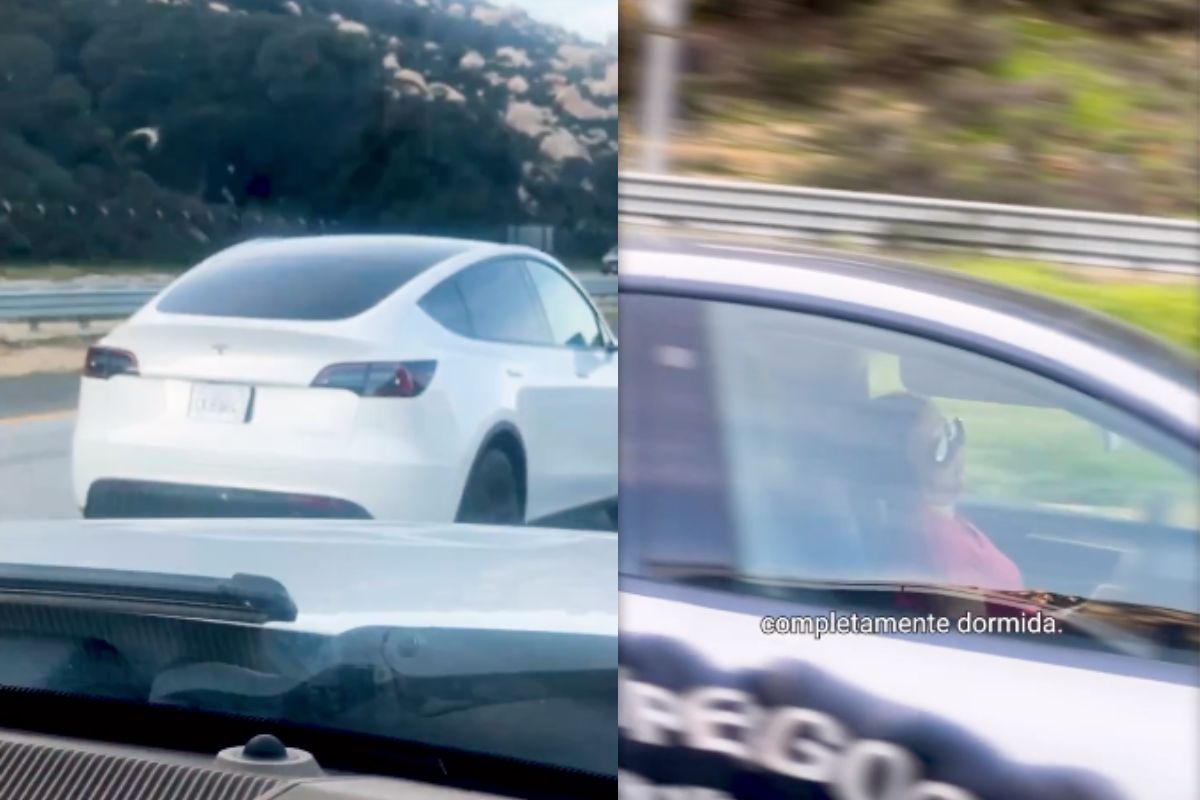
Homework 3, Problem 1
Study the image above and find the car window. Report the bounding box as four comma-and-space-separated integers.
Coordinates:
622, 292, 1198, 652
619, 292, 735, 577
156, 245, 465, 321
865, 352, 1197, 525
524, 260, 604, 348
418, 277, 474, 337
454, 259, 553, 345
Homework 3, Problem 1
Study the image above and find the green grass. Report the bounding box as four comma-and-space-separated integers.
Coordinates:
1010, 16, 1081, 44
997, 46, 1137, 134
941, 399, 1192, 510
869, 353, 1197, 525
910, 253, 1200, 355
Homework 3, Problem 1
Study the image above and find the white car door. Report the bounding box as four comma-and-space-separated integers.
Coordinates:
522, 259, 618, 517
454, 258, 569, 521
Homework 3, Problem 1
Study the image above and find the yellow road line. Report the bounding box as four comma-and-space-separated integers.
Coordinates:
0, 409, 76, 426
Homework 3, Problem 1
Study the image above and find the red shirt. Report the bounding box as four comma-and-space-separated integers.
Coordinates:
903, 508, 1024, 592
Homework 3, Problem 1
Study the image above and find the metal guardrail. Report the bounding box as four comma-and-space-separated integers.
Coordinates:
0, 289, 162, 324
5, 169, 1196, 324
0, 276, 617, 324
620, 173, 1200, 273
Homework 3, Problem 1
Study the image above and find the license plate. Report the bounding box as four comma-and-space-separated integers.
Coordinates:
189, 383, 252, 424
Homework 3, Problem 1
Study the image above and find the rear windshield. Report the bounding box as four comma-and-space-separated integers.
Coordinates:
156, 242, 471, 320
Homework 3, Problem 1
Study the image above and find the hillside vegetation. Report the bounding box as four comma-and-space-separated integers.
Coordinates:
0, 0, 618, 264
621, 0, 1197, 218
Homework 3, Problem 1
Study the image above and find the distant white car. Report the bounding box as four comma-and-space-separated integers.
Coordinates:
72, 235, 618, 525
601, 246, 618, 274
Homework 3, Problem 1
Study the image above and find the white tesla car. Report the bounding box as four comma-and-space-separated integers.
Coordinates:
72, 235, 618, 525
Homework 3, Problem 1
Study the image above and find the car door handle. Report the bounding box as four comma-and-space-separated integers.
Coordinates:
506, 367, 523, 378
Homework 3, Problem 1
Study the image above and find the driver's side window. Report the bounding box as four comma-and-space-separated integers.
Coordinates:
701, 301, 1198, 614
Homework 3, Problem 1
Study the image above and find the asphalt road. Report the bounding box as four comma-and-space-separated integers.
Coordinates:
0, 373, 77, 519
0, 404, 77, 520
0, 372, 79, 417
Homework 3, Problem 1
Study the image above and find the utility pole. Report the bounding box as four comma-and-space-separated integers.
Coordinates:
639, 0, 690, 174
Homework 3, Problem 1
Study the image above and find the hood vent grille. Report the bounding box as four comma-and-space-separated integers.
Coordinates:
0, 740, 282, 800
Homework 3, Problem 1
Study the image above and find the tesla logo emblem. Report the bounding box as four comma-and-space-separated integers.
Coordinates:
212, 344, 229, 355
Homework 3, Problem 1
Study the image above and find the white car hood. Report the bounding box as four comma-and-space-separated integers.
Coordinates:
0, 518, 616, 638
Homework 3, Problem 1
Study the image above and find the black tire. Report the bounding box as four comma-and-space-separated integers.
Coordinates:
455, 447, 523, 525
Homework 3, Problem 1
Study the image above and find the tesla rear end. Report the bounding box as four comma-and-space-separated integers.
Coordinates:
72, 237, 475, 521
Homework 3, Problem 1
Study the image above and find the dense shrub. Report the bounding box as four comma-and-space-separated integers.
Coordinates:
1021, 0, 1199, 32
693, 0, 882, 21
932, 70, 1072, 131
1087, 0, 1199, 33
931, 70, 1008, 128
851, 0, 1012, 78
755, 49, 846, 106
0, 0, 618, 263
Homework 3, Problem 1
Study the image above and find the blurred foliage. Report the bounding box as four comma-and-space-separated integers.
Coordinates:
621, 0, 1198, 218
851, 0, 1011, 78
688, 0, 1198, 32
754, 50, 846, 106
916, 254, 1200, 355
0, 0, 618, 265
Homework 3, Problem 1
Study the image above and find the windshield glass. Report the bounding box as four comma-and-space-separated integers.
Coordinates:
156, 239, 477, 320
0, 0, 618, 780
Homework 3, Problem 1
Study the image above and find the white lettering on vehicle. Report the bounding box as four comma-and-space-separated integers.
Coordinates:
620, 670, 979, 800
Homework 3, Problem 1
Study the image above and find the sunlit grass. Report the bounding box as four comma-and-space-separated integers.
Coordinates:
912, 254, 1200, 355
997, 46, 1137, 134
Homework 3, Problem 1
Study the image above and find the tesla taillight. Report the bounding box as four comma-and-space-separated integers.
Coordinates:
84, 346, 139, 379
311, 360, 436, 398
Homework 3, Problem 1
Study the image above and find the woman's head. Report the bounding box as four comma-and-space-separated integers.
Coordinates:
870, 392, 966, 504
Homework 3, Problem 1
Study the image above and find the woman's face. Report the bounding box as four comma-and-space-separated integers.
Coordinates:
908, 404, 965, 500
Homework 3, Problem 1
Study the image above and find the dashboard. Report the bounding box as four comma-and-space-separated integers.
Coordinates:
0, 728, 518, 800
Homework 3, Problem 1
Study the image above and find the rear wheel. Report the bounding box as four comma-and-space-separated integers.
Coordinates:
456, 447, 523, 525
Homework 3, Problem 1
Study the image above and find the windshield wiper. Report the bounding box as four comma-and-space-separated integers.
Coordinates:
0, 563, 298, 624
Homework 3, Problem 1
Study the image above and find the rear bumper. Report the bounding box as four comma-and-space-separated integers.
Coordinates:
72, 430, 462, 521
85, 479, 372, 519
72, 399, 465, 523
72, 374, 472, 521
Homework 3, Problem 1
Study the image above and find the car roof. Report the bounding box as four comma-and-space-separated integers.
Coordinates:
621, 234, 1197, 387
224, 234, 505, 265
